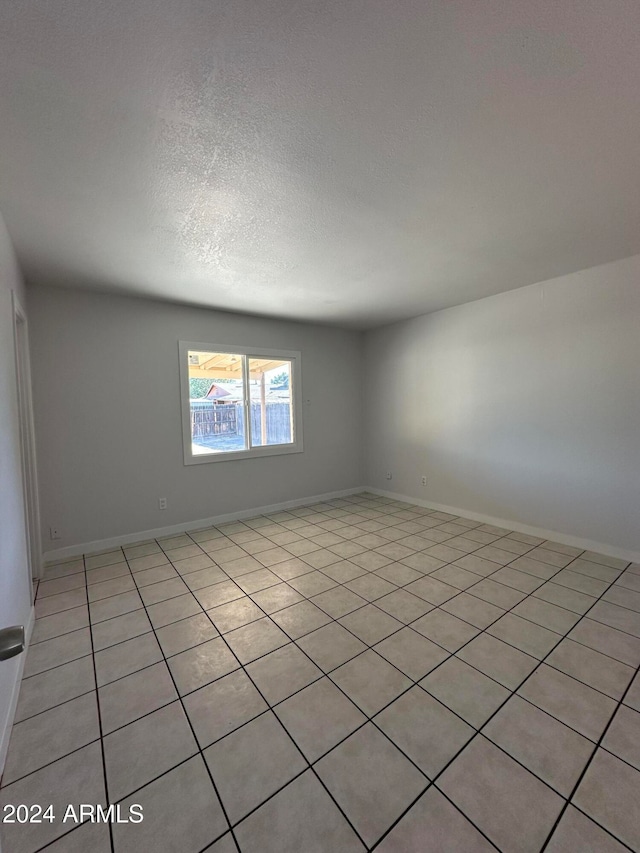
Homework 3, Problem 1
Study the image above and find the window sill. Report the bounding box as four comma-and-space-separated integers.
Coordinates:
184, 442, 304, 465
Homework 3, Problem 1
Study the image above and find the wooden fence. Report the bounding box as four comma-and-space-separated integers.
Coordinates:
190, 401, 292, 445
190, 401, 237, 437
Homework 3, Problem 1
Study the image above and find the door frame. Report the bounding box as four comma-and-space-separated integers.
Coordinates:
12, 292, 42, 580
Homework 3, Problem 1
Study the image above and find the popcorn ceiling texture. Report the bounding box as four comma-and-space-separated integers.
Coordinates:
1, 0, 640, 327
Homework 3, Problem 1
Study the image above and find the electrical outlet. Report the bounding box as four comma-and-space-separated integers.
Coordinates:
158, 497, 167, 510
49, 526, 61, 540
385, 472, 392, 480
421, 476, 427, 486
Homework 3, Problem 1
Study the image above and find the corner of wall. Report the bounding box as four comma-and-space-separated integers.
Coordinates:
0, 211, 34, 778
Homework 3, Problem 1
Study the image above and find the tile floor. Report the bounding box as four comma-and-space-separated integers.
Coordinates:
1, 493, 639, 853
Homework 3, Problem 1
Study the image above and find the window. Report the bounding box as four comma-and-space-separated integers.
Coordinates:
179, 342, 303, 464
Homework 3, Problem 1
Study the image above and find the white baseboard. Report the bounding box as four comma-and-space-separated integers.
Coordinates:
43, 486, 368, 564
42, 483, 639, 568
0, 605, 35, 780
369, 488, 640, 564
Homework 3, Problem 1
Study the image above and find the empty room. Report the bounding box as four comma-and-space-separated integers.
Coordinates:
1, 1, 639, 852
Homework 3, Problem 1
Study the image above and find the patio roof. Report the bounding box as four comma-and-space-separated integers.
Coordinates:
187, 351, 287, 379
187, 351, 290, 445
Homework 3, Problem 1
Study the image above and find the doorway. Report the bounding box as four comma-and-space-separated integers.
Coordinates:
12, 292, 41, 581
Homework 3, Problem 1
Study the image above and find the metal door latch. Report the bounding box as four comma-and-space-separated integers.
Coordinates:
0, 626, 25, 661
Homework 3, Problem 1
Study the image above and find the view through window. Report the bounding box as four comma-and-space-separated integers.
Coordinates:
180, 345, 302, 463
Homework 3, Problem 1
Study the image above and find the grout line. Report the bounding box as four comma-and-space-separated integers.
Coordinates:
369, 550, 632, 850
26, 513, 626, 721
1, 738, 105, 790
12, 580, 613, 749
15, 496, 637, 853
566, 802, 637, 853
29, 520, 625, 687
176, 513, 572, 847
31, 555, 638, 671
147, 566, 371, 846
182, 522, 430, 840
538, 657, 640, 852
597, 741, 640, 776
83, 554, 115, 853
114, 560, 244, 852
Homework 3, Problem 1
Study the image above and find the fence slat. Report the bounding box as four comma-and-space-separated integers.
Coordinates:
191, 401, 291, 445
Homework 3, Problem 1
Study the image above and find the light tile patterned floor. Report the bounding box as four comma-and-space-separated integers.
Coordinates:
2, 493, 640, 852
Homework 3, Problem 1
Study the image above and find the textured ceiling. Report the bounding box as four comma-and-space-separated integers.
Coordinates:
1, 0, 639, 329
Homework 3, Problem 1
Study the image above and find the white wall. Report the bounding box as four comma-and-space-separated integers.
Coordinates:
364, 255, 640, 558
28, 285, 364, 555
0, 216, 33, 773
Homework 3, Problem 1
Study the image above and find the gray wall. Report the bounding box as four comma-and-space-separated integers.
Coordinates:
28, 285, 364, 553
26, 252, 640, 560
0, 216, 32, 768
364, 254, 640, 556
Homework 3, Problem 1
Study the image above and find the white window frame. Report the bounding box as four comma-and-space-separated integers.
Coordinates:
179, 341, 304, 465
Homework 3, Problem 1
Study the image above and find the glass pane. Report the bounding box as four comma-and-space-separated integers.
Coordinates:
248, 358, 293, 447
187, 351, 247, 455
